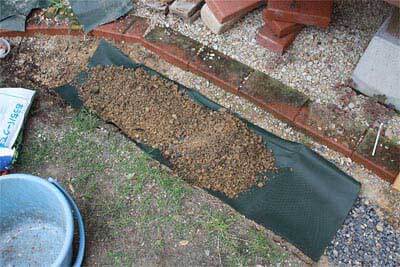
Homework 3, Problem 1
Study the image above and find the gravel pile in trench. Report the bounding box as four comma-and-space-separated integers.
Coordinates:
79, 66, 276, 197
327, 197, 400, 266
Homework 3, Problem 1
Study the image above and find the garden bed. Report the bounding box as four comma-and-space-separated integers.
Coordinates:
54, 40, 362, 261
79, 66, 276, 197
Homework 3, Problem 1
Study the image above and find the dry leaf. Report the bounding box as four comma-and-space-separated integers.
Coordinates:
179, 240, 189, 246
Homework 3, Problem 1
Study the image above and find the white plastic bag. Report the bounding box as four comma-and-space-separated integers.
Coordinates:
0, 88, 35, 170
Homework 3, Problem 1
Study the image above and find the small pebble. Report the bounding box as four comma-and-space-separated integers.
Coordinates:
327, 197, 400, 266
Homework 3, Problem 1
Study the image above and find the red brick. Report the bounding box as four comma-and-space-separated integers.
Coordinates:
25, 15, 84, 36
124, 16, 150, 42
0, 30, 25, 37
238, 70, 309, 122
23, 10, 83, 36
256, 24, 301, 54
263, 13, 304, 37
143, 27, 202, 70
294, 102, 369, 157
26, 23, 75, 36
206, 0, 263, 23
92, 14, 137, 41
264, 0, 333, 28
351, 128, 399, 183
0, 17, 75, 37
188, 46, 253, 94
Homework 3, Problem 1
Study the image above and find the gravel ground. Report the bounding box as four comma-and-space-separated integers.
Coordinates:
133, 0, 400, 141
328, 197, 400, 266
2, 35, 400, 265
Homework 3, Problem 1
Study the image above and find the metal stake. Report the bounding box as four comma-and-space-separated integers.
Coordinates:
372, 123, 384, 157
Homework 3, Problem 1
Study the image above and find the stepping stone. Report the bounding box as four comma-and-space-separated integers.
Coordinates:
256, 24, 301, 54
206, 0, 264, 23
170, 0, 204, 19
263, 15, 304, 38
264, 0, 333, 28
352, 10, 400, 111
201, 4, 241, 34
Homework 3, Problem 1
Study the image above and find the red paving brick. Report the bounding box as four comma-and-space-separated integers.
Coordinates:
92, 14, 137, 41
206, 0, 264, 23
294, 102, 369, 157
0, 29, 25, 37
188, 45, 254, 93
256, 24, 301, 54
239, 70, 309, 122
352, 128, 399, 183
144, 26, 202, 70
264, 0, 333, 28
24, 11, 82, 36
1, 20, 80, 37
124, 16, 150, 42
263, 14, 304, 37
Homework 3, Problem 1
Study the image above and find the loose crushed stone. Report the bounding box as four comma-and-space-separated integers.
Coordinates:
327, 197, 400, 266
79, 66, 276, 197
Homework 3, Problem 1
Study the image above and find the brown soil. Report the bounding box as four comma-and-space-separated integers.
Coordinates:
79, 66, 276, 197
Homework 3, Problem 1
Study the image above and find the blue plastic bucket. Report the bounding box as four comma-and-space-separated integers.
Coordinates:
0, 174, 85, 267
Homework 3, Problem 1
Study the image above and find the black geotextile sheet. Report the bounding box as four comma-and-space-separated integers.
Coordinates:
69, 0, 133, 32
54, 40, 361, 261
0, 0, 50, 31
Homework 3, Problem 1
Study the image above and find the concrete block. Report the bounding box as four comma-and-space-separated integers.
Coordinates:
352, 10, 400, 111
200, 4, 240, 34
170, 0, 204, 19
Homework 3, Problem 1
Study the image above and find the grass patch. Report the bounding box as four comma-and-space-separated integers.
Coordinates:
248, 229, 287, 263
106, 250, 135, 267
202, 209, 286, 265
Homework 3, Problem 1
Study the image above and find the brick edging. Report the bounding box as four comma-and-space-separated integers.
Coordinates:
1, 16, 398, 184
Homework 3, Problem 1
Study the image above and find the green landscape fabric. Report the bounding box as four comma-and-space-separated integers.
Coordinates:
69, 0, 133, 32
0, 0, 50, 31
54, 40, 361, 261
